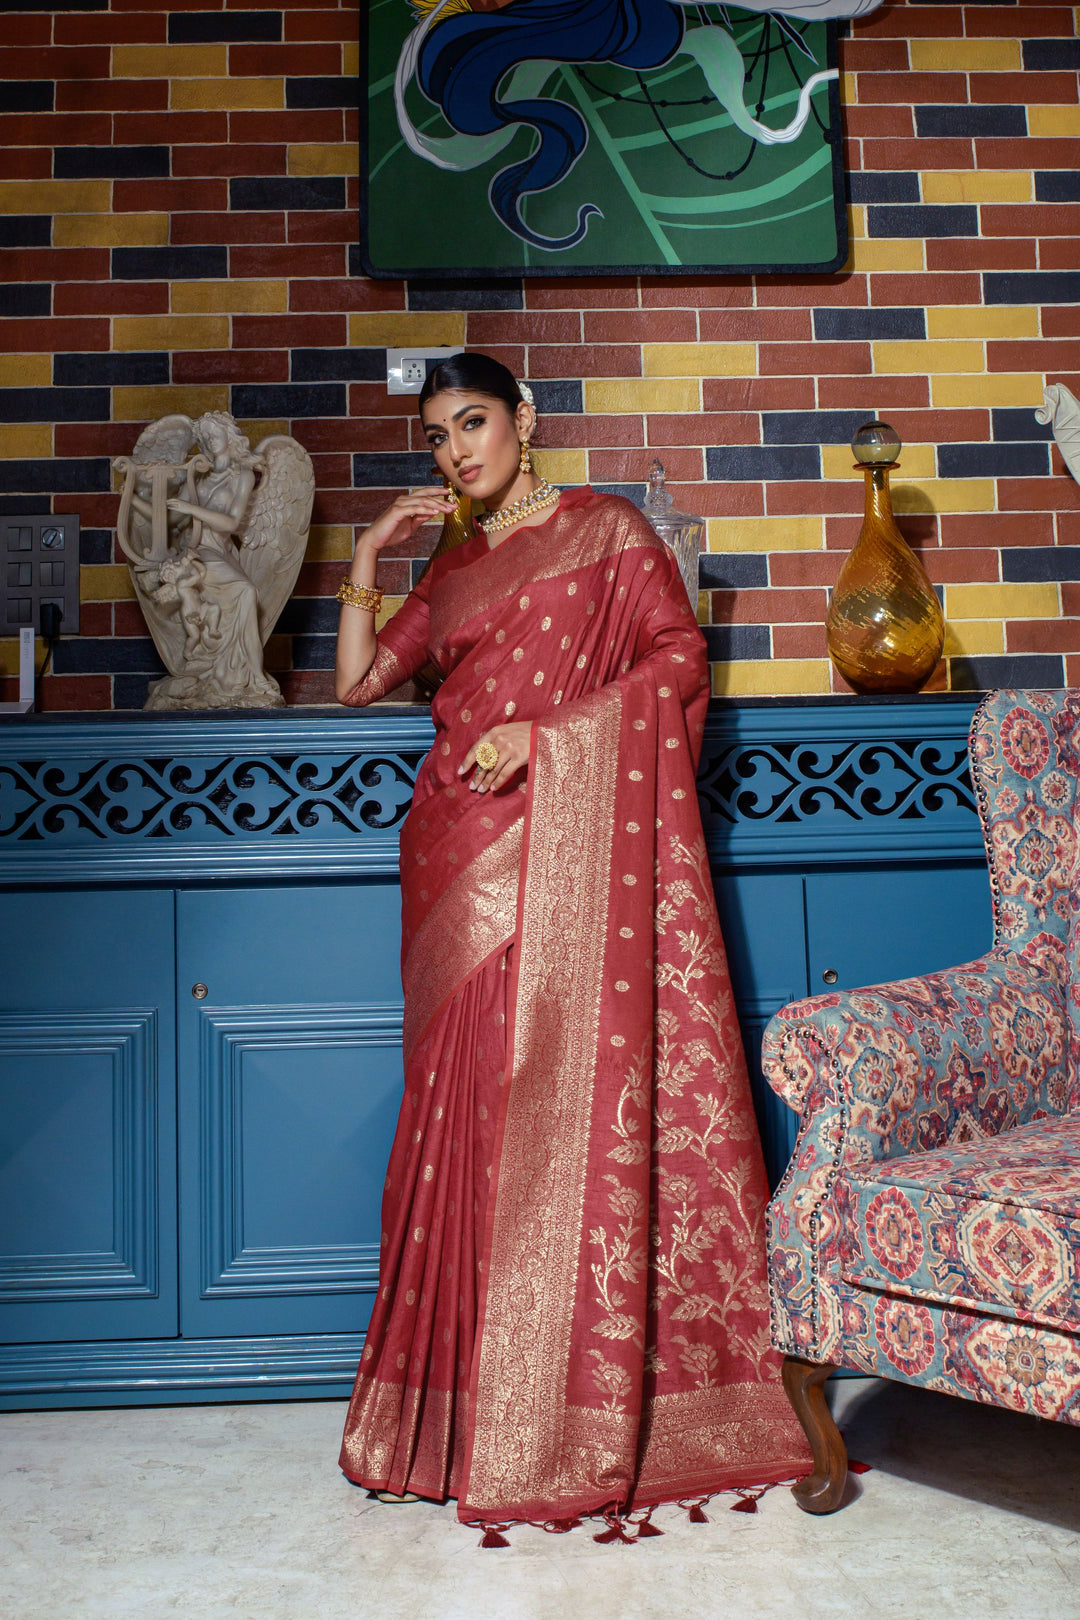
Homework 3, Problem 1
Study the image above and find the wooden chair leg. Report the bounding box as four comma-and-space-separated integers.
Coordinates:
781, 1355, 849, 1514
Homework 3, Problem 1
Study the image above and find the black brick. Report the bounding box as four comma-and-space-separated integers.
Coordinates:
55, 637, 165, 676
169, 9, 281, 43
0, 388, 110, 424
950, 654, 1064, 691
916, 105, 1027, 139
530, 380, 583, 414
55, 146, 169, 179
80, 528, 113, 565
0, 496, 52, 516
112, 245, 228, 280
232, 383, 346, 418
1002, 547, 1080, 582
291, 634, 336, 670
407, 279, 524, 311
698, 554, 768, 589
991, 408, 1054, 442
813, 308, 925, 342
290, 348, 384, 382
0, 285, 50, 318
286, 77, 354, 109
938, 442, 1050, 479
0, 459, 111, 494
230, 177, 346, 211
2, 81, 54, 113
113, 675, 155, 709
590, 483, 642, 506
352, 452, 439, 489
985, 271, 1080, 305
276, 597, 339, 635
0, 216, 50, 247
706, 446, 820, 481
54, 351, 169, 387
848, 171, 920, 204
763, 409, 869, 446
1023, 39, 1080, 71
868, 205, 979, 239
703, 625, 770, 662
347, 242, 363, 278
1034, 171, 1080, 203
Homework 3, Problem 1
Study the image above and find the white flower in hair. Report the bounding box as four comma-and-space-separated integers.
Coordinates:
517, 381, 535, 407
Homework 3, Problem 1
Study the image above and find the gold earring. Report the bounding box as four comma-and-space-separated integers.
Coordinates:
519, 439, 532, 474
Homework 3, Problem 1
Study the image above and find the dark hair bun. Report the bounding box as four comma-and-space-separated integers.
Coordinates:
419, 351, 523, 416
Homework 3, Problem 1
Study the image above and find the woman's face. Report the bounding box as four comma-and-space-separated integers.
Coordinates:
421, 390, 534, 502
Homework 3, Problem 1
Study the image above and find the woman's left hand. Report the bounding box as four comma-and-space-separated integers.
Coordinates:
458, 721, 533, 794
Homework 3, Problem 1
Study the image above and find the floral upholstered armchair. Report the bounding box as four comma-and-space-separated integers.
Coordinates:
762, 690, 1080, 1512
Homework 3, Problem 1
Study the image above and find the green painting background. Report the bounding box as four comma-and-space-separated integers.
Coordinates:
363, 2, 845, 277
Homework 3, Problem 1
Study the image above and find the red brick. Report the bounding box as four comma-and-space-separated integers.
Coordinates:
61, 493, 118, 527
966, 5, 1075, 34
970, 72, 1078, 105
923, 549, 1002, 584
843, 106, 915, 139
55, 423, 152, 457
858, 72, 966, 104
0, 247, 110, 283
839, 38, 910, 72
940, 513, 1054, 548
1062, 583, 1080, 616
36, 675, 113, 712
532, 415, 644, 451
528, 344, 642, 379
583, 310, 696, 343
1043, 308, 1080, 339
870, 272, 981, 306
229, 42, 342, 76
1007, 619, 1080, 654
294, 417, 410, 454
816, 375, 928, 410
639, 278, 752, 309
704, 376, 815, 411
232, 243, 345, 278
772, 623, 827, 659
714, 587, 827, 622
172, 211, 287, 245
925, 238, 1037, 271
997, 477, 1080, 513
768, 553, 841, 588
289, 276, 404, 312
308, 453, 352, 487
114, 602, 148, 637
590, 447, 702, 483
699, 308, 811, 342
857, 5, 964, 37
647, 413, 759, 448
1038, 239, 1080, 271
284, 8, 358, 42
4, 46, 111, 79
57, 78, 168, 113
1058, 513, 1080, 546
114, 111, 229, 145
983, 205, 1080, 239
886, 409, 990, 444
54, 11, 167, 44
0, 112, 113, 146
76, 603, 112, 638
288, 210, 356, 243
344, 108, 358, 144
755, 275, 868, 308
54, 281, 169, 316
988, 341, 1080, 373
173, 143, 287, 178
688, 483, 765, 518
0, 317, 109, 351
976, 138, 1080, 170
1065, 653, 1080, 685
114, 178, 228, 211
526, 279, 639, 311
767, 482, 863, 517
861, 139, 974, 170
230, 109, 344, 144
234, 313, 346, 348
4, 148, 51, 179
759, 343, 871, 377
173, 349, 290, 384
467, 312, 583, 346
0, 13, 50, 43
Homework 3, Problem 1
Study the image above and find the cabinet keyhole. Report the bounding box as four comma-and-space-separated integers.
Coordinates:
822, 969, 838, 985
192, 983, 208, 1000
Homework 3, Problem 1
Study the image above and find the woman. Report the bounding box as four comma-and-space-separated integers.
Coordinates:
335, 353, 809, 1532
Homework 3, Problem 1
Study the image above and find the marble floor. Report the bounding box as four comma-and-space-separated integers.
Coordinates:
2, 1378, 1078, 1620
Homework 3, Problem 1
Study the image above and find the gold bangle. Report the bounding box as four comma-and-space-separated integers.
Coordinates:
337, 578, 383, 613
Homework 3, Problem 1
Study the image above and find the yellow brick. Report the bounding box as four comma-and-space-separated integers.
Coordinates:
1028, 105, 1080, 139
926, 305, 1039, 340
943, 620, 1005, 658
0, 355, 51, 387
81, 565, 136, 603
0, 425, 53, 459
841, 71, 857, 103
851, 238, 925, 273
946, 583, 1060, 620
909, 39, 1021, 72
113, 315, 230, 352
932, 373, 1043, 409
112, 384, 230, 420
305, 525, 354, 562
642, 343, 755, 379
171, 76, 284, 111
874, 340, 985, 374
375, 594, 405, 633
0, 639, 38, 678
707, 515, 823, 552
584, 378, 700, 414
822, 443, 936, 481
54, 212, 169, 248
342, 42, 359, 76
171, 280, 287, 315
848, 204, 866, 241
347, 313, 465, 348
892, 478, 995, 514
0, 179, 111, 214
714, 659, 831, 697
289, 144, 359, 178
922, 170, 1033, 206
537, 448, 586, 485
113, 44, 227, 79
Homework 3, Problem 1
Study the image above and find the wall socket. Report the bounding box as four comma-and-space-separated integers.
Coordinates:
385, 346, 464, 395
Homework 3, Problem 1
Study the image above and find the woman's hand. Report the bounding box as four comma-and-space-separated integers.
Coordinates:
359, 488, 459, 555
458, 721, 533, 794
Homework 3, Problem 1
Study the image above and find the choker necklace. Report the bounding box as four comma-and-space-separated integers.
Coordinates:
476, 477, 560, 536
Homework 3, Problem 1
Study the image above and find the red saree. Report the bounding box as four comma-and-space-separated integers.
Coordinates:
339, 488, 810, 1523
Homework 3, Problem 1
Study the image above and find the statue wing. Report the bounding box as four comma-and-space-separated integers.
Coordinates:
131, 413, 197, 468
1036, 384, 1080, 484
237, 435, 316, 642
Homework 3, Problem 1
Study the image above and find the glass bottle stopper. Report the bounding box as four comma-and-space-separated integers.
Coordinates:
851, 419, 902, 466
644, 458, 673, 513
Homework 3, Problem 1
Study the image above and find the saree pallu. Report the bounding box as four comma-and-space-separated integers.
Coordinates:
340, 488, 810, 1522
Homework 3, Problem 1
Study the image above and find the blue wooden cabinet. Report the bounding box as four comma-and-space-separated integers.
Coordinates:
0, 695, 989, 1407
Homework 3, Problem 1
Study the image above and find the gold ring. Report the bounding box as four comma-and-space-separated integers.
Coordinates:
475, 741, 499, 772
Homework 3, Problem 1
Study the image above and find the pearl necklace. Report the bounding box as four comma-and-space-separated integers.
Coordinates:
476, 478, 560, 536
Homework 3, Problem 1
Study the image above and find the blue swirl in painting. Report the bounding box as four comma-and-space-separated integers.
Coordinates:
395, 0, 883, 254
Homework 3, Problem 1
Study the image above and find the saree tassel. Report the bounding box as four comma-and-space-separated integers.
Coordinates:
592, 1511, 636, 1545
538, 1518, 583, 1535
479, 1525, 511, 1549
630, 1510, 663, 1539
730, 1496, 758, 1514
681, 1497, 710, 1524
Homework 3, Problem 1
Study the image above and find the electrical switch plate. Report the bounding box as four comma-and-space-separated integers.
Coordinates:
386, 346, 464, 395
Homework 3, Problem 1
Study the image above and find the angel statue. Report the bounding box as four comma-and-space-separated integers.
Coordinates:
114, 411, 314, 710
1036, 383, 1080, 485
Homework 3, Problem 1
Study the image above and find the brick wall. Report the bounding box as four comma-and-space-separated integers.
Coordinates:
1, 0, 1079, 709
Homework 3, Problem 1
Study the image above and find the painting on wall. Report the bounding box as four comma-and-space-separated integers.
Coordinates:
360, 1, 880, 279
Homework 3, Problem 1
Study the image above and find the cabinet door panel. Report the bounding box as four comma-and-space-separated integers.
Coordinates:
177, 883, 403, 1339
0, 890, 177, 1343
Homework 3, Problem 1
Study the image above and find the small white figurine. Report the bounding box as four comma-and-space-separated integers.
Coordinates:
114, 411, 314, 710
1036, 383, 1080, 485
